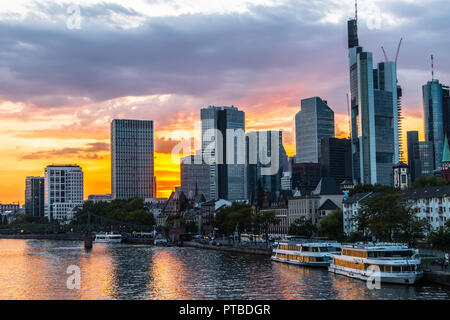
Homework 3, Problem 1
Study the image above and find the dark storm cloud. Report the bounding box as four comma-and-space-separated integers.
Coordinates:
0, 0, 448, 118
0, 1, 347, 106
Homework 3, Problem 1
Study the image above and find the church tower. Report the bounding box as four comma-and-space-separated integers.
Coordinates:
441, 135, 450, 181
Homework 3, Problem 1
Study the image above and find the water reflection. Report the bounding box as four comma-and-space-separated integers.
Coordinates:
0, 239, 448, 300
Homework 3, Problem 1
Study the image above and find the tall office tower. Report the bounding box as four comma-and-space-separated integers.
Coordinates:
423, 80, 450, 170
201, 106, 246, 201
180, 155, 211, 201
347, 17, 399, 186
295, 97, 335, 163
111, 119, 155, 200
320, 138, 352, 185
246, 131, 285, 201
407, 130, 434, 180
25, 176, 44, 217
44, 165, 83, 222
407, 131, 420, 182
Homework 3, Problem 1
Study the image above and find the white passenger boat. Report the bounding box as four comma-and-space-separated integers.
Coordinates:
271, 241, 342, 267
328, 243, 423, 285
94, 233, 122, 243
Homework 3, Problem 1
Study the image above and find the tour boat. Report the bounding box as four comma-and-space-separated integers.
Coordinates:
328, 243, 423, 285
94, 233, 122, 243
271, 241, 342, 267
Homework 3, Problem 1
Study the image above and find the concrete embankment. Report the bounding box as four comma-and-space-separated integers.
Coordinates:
0, 233, 84, 241
182, 241, 272, 256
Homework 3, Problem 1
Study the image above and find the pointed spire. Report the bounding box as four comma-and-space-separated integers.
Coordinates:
443, 135, 450, 163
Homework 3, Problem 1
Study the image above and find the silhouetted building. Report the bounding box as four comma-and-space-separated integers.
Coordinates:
25, 176, 44, 217
180, 155, 210, 201
320, 138, 352, 184
291, 163, 321, 196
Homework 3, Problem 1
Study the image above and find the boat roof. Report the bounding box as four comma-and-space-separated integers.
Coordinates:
342, 243, 412, 251
279, 241, 341, 247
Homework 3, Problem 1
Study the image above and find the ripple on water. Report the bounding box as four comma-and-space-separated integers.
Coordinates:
0, 240, 449, 300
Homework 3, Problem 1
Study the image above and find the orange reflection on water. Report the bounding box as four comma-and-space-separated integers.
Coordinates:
271, 262, 310, 300
77, 244, 117, 300
330, 273, 370, 300
149, 249, 190, 300
0, 240, 50, 299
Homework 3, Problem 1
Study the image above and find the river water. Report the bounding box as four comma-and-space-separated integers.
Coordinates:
0, 239, 449, 300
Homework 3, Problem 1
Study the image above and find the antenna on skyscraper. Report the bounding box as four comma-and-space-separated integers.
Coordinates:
355, 0, 358, 22
431, 54, 435, 81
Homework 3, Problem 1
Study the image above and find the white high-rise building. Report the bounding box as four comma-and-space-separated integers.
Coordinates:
111, 119, 155, 200
44, 165, 84, 222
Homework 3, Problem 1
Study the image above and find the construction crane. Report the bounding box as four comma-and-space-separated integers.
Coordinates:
381, 46, 389, 62
395, 38, 403, 64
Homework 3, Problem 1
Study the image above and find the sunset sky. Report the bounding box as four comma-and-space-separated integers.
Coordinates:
0, 0, 448, 204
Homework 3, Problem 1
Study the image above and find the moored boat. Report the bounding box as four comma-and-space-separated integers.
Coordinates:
271, 241, 341, 267
94, 233, 122, 243
328, 243, 423, 285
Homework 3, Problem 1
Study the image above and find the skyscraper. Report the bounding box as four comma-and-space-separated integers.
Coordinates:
25, 176, 44, 217
44, 165, 83, 222
246, 130, 286, 201
201, 106, 246, 201
423, 80, 450, 170
295, 97, 334, 163
320, 138, 352, 185
407, 131, 420, 182
407, 130, 434, 181
111, 119, 155, 200
180, 155, 210, 201
347, 17, 399, 186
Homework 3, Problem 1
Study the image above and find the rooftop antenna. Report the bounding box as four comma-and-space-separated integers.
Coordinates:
355, 0, 358, 22
431, 54, 435, 81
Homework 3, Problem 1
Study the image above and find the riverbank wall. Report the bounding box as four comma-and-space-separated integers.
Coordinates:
424, 271, 450, 287
0, 233, 84, 241
182, 241, 272, 256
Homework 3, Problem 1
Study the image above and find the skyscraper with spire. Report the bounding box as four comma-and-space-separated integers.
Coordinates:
347, 5, 399, 186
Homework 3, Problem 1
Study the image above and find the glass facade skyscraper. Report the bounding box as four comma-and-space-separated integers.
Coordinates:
25, 176, 44, 217
201, 106, 246, 201
246, 131, 286, 201
111, 119, 155, 200
295, 97, 334, 163
423, 80, 450, 170
347, 18, 399, 186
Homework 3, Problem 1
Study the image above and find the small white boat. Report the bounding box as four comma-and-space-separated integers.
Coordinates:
154, 238, 168, 246
94, 233, 122, 243
271, 241, 342, 267
328, 243, 423, 285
